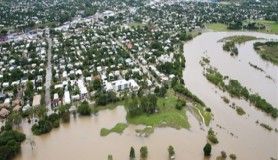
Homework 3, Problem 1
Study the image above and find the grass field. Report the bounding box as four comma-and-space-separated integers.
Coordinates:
207, 21, 278, 34
221, 35, 257, 44
100, 123, 128, 136
206, 23, 228, 31
127, 90, 190, 129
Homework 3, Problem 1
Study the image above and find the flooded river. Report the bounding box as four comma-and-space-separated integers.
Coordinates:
15, 32, 278, 160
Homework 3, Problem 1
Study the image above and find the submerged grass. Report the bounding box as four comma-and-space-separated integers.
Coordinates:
100, 123, 128, 136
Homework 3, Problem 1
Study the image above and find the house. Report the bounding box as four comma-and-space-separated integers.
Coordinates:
52, 93, 59, 106
63, 91, 71, 104
0, 108, 10, 118
32, 95, 41, 107
104, 79, 140, 92
77, 79, 88, 99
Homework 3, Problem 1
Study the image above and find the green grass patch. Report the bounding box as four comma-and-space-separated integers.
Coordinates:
100, 123, 128, 136
193, 104, 212, 126
207, 23, 228, 31
221, 35, 257, 44
127, 90, 190, 129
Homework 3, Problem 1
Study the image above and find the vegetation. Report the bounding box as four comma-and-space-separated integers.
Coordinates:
127, 90, 190, 129
236, 107, 246, 116
204, 67, 278, 118
229, 154, 237, 160
31, 118, 53, 135
100, 123, 128, 136
221, 35, 257, 56
253, 41, 278, 65
0, 129, 26, 160
168, 145, 175, 159
173, 83, 205, 106
129, 147, 135, 160
207, 23, 228, 31
135, 127, 154, 137
203, 143, 212, 156
107, 154, 113, 160
140, 146, 148, 159
207, 20, 278, 34
260, 123, 273, 131
193, 104, 212, 126
77, 101, 91, 116
221, 35, 257, 44
207, 128, 219, 144
175, 99, 186, 110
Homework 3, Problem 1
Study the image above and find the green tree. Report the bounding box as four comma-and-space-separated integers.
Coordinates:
77, 101, 91, 116
168, 145, 175, 158
203, 143, 212, 156
108, 154, 113, 160
140, 146, 148, 159
93, 79, 102, 91
129, 147, 135, 159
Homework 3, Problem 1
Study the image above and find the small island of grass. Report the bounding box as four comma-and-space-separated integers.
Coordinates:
100, 123, 128, 136
220, 35, 257, 56
253, 41, 278, 65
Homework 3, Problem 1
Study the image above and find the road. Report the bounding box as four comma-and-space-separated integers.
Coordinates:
45, 37, 53, 112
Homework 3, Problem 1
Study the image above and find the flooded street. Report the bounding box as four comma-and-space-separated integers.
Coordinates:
15, 32, 278, 160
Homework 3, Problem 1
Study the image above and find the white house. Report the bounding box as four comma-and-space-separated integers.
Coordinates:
63, 91, 71, 104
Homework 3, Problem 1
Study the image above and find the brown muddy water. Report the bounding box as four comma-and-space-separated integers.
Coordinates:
15, 32, 278, 160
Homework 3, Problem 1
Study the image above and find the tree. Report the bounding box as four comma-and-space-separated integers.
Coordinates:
129, 147, 135, 159
203, 143, 212, 156
140, 94, 157, 114
140, 146, 148, 159
77, 101, 91, 116
25, 81, 34, 100
31, 119, 52, 135
92, 79, 102, 91
108, 154, 113, 160
127, 98, 141, 117
168, 145, 175, 159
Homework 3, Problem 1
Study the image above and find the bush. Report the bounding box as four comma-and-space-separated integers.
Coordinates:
229, 154, 237, 160
77, 101, 91, 116
203, 143, 212, 156
175, 99, 186, 110
207, 128, 218, 144
129, 147, 135, 159
0, 130, 26, 160
168, 145, 175, 158
31, 119, 53, 135
140, 146, 148, 159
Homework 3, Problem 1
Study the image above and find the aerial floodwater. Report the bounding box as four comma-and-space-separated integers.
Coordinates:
15, 32, 278, 160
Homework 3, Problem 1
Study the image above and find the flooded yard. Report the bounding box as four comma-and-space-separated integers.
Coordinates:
15, 32, 278, 160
